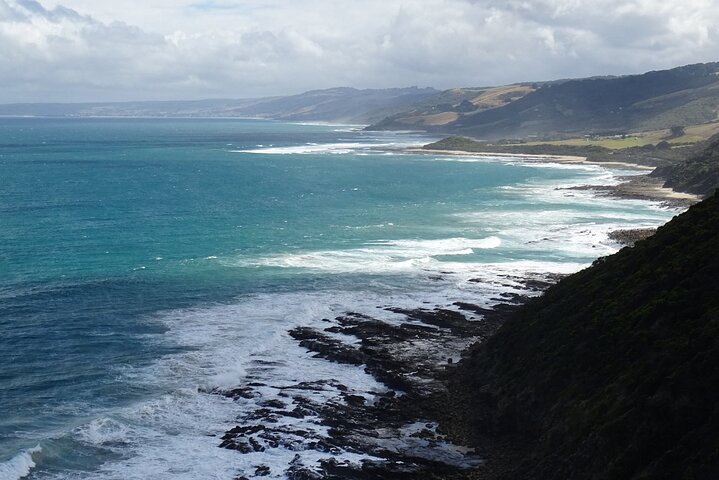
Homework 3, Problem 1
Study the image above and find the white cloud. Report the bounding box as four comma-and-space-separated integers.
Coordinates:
1, 0, 718, 102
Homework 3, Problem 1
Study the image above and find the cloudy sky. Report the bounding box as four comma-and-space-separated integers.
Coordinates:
1, 0, 718, 103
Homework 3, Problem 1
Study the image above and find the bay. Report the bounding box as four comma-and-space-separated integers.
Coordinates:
0, 118, 675, 479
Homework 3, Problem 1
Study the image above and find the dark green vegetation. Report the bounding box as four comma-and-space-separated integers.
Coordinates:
653, 134, 719, 196
453, 191, 719, 479
370, 63, 719, 139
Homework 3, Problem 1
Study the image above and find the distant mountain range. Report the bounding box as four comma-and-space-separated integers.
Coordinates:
0, 87, 440, 124
3, 62, 718, 142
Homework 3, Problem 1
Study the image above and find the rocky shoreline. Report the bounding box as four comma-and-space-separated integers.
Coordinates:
607, 228, 657, 246
201, 150, 694, 479
211, 275, 561, 479
565, 175, 699, 207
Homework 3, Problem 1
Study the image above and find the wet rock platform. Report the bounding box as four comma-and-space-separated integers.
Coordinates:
213, 276, 556, 479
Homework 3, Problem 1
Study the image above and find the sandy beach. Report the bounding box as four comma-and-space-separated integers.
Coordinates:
409, 147, 702, 205
411, 147, 653, 169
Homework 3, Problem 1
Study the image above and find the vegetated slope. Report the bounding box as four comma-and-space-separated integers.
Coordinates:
653, 134, 719, 196
451, 62, 719, 139
369, 84, 537, 129
226, 86, 439, 123
455, 191, 719, 479
368, 62, 719, 139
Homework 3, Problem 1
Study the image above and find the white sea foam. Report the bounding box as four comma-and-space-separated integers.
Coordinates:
54, 263, 574, 480
59, 292, 400, 479
74, 418, 134, 448
373, 236, 502, 250
43, 217, 632, 480
226, 236, 501, 274
0, 445, 41, 480
235, 142, 366, 154
235, 140, 420, 155
425, 155, 603, 170
457, 209, 668, 261
67, 394, 258, 480
289, 121, 365, 128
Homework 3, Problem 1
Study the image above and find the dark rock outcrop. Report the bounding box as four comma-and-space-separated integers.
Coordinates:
215, 273, 555, 479
607, 228, 656, 246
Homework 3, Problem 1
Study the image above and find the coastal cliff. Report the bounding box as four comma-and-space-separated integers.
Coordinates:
451, 190, 719, 479
652, 134, 719, 196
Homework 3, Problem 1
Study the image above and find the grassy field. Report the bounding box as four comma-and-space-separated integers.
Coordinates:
516, 121, 719, 150
523, 137, 651, 149
469, 85, 535, 110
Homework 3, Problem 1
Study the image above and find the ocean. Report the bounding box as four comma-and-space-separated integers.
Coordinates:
0, 118, 677, 479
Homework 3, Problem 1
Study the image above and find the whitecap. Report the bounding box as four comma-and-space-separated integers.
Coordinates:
234, 139, 423, 155
0, 446, 41, 480
226, 236, 501, 274
234, 142, 370, 155
74, 417, 133, 448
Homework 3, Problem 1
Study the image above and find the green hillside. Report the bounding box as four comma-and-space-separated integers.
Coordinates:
653, 134, 719, 196
453, 191, 719, 479
369, 84, 538, 129
369, 63, 719, 140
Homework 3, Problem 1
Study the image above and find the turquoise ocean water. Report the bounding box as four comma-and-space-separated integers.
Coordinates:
0, 118, 677, 479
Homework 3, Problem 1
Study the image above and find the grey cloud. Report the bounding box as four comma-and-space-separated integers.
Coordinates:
0, 0, 718, 102
0, 0, 28, 20
16, 0, 86, 22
